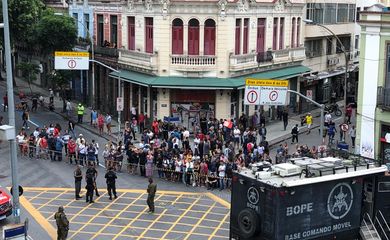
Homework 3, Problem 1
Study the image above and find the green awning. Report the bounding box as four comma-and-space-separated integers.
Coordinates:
109, 65, 311, 89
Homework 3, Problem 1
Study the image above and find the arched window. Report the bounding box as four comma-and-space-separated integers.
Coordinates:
172, 18, 183, 54
291, 17, 296, 48
188, 19, 200, 55
204, 19, 216, 55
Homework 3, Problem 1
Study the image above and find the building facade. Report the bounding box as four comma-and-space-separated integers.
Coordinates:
357, 6, 390, 162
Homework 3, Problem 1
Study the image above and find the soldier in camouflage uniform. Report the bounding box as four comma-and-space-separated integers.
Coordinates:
54, 206, 69, 240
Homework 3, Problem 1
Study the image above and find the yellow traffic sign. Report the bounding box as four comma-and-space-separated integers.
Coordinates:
246, 79, 289, 87
54, 51, 89, 57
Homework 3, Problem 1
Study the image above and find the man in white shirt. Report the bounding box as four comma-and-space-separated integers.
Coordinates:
182, 127, 190, 139
233, 126, 241, 149
324, 112, 332, 127
218, 161, 226, 190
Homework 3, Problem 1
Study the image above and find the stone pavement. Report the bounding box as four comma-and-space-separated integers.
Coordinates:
10, 76, 342, 147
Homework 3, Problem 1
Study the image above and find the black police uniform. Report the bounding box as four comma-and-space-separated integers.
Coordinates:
105, 170, 117, 200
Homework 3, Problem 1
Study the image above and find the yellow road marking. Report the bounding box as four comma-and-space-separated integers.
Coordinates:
160, 195, 202, 239
68, 192, 119, 239
208, 212, 230, 240
26, 190, 47, 202
184, 202, 217, 240
112, 194, 165, 240
206, 192, 231, 208
19, 196, 57, 239
36, 190, 68, 211
136, 194, 183, 240
90, 193, 146, 239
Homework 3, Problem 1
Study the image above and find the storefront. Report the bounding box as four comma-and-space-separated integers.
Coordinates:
380, 124, 390, 164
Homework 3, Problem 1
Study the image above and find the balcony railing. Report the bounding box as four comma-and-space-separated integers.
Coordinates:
95, 46, 119, 57
171, 55, 216, 66
118, 49, 158, 71
377, 86, 390, 109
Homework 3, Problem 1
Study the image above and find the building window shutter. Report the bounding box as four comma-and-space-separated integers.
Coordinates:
279, 17, 284, 49
273, 18, 278, 50
291, 17, 296, 48
172, 19, 183, 54
235, 19, 241, 55
188, 19, 200, 55
145, 17, 153, 53
243, 18, 249, 54
204, 19, 216, 55
128, 16, 135, 50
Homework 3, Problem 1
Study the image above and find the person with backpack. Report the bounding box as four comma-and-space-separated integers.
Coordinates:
55, 136, 64, 161
48, 135, 57, 161
105, 167, 118, 200
87, 143, 96, 166
291, 124, 299, 144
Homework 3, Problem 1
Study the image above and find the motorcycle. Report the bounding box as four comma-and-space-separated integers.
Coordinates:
324, 103, 342, 116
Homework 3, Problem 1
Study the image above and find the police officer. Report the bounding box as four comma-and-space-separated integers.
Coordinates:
54, 206, 69, 240
146, 178, 157, 213
105, 167, 117, 200
86, 164, 100, 197
74, 165, 82, 200
85, 174, 95, 204
77, 103, 84, 123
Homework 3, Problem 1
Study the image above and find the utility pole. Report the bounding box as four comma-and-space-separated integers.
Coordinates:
2, 0, 20, 223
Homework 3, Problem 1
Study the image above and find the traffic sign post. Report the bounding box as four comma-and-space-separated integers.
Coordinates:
244, 86, 261, 105
116, 97, 124, 112
341, 123, 349, 132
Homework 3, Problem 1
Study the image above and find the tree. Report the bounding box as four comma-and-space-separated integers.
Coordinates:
5, 0, 45, 45
49, 70, 74, 113
33, 10, 77, 55
16, 62, 40, 94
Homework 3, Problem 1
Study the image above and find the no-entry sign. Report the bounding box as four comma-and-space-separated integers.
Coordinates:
244, 86, 261, 105
55, 51, 90, 70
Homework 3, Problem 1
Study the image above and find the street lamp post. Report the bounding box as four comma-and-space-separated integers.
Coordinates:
303, 19, 349, 112
2, 0, 20, 223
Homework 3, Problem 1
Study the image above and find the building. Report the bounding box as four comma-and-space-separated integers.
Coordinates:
301, 0, 358, 113
70, 0, 310, 128
356, 5, 390, 161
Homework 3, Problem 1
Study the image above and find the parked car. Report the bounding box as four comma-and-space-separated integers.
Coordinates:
0, 187, 12, 221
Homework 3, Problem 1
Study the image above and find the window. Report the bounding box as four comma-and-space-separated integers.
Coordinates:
235, 19, 241, 55
172, 18, 183, 54
337, 4, 348, 23
84, 14, 90, 37
291, 18, 296, 48
349, 4, 356, 22
324, 3, 337, 24
257, 18, 266, 53
279, 17, 284, 49
110, 15, 118, 47
243, 18, 249, 54
145, 17, 153, 53
204, 19, 216, 55
73, 13, 78, 22
128, 16, 135, 50
297, 17, 301, 47
326, 38, 333, 55
378, 182, 390, 192
336, 36, 350, 53
306, 3, 324, 24
97, 14, 104, 46
273, 18, 278, 50
355, 35, 359, 50
188, 19, 199, 55
305, 39, 322, 57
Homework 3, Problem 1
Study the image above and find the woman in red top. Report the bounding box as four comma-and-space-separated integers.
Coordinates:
152, 119, 159, 136
97, 114, 104, 135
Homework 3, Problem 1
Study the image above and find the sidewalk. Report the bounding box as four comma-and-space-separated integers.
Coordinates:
8, 76, 341, 147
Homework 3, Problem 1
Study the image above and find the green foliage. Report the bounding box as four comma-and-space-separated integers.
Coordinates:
5, 0, 45, 44
16, 62, 41, 93
33, 10, 78, 55
49, 70, 74, 90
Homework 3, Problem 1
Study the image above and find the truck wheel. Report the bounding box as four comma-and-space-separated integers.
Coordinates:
237, 208, 259, 238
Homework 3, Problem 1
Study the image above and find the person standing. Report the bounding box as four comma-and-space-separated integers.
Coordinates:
346, 104, 353, 124
74, 165, 82, 200
105, 114, 112, 135
146, 178, 157, 213
85, 168, 95, 203
49, 88, 54, 104
218, 161, 226, 191
291, 124, 299, 144
22, 110, 29, 130
105, 167, 118, 200
54, 206, 69, 240
66, 100, 72, 118
259, 123, 267, 142
282, 110, 288, 131
324, 112, 332, 127
305, 113, 313, 134
77, 103, 84, 124
138, 112, 145, 133
349, 125, 356, 148
91, 109, 97, 127
31, 95, 38, 112
86, 165, 100, 197
3, 93, 8, 112
98, 114, 105, 135
68, 119, 76, 139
